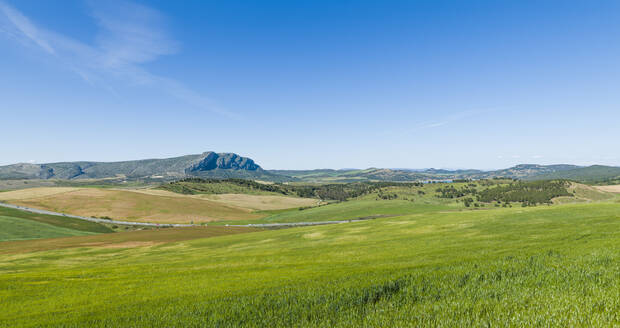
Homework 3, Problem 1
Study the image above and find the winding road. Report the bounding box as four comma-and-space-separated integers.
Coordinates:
0, 202, 193, 227
0, 202, 368, 229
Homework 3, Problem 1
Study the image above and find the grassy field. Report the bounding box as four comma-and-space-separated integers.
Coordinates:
215, 200, 456, 225
0, 187, 316, 224
1, 180, 612, 226
0, 225, 259, 255
200, 193, 318, 211
553, 182, 618, 204
0, 206, 113, 242
2, 202, 620, 326
594, 184, 620, 193
0, 216, 98, 242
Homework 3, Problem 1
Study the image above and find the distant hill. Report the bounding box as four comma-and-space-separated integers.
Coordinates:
269, 164, 585, 183
531, 165, 620, 184
0, 152, 283, 181
478, 164, 581, 180
3, 153, 618, 184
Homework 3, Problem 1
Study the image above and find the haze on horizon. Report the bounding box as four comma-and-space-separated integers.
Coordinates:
2, 0, 620, 170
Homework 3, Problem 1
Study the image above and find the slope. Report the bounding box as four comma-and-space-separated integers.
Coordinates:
0, 187, 264, 224
0, 187, 318, 224
1, 203, 620, 326
0, 216, 97, 242
532, 165, 620, 184
0, 206, 112, 242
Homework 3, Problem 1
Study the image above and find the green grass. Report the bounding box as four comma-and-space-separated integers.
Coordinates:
0, 206, 112, 242
0, 226, 259, 255
0, 206, 113, 234
214, 199, 456, 225
211, 180, 491, 225
2, 202, 620, 326
572, 183, 617, 201
0, 216, 98, 241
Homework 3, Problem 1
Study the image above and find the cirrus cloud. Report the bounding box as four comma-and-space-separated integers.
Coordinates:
0, 0, 238, 119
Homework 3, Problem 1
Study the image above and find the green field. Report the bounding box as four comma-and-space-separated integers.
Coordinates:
2, 201, 620, 327
0, 225, 259, 255
0, 216, 98, 241
0, 206, 113, 242
217, 200, 455, 225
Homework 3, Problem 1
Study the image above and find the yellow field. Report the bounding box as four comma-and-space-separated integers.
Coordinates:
594, 185, 620, 193
125, 189, 317, 210
0, 187, 317, 224
0, 187, 81, 200
552, 182, 616, 204
198, 193, 318, 210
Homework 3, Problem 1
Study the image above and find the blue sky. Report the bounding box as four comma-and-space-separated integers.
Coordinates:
1, 0, 620, 170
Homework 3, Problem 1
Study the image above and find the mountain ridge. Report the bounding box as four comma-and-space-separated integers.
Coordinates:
0, 152, 269, 181
268, 164, 620, 183
2, 153, 619, 184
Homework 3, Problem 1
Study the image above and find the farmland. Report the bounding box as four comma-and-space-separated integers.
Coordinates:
0, 215, 97, 242
0, 225, 259, 255
1, 179, 620, 326
0, 205, 112, 242
1, 180, 616, 227
0, 187, 317, 224
1, 202, 620, 326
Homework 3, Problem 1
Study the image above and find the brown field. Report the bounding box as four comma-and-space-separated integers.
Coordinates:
0, 187, 81, 200
0, 187, 317, 224
126, 189, 318, 210
198, 193, 318, 210
0, 188, 263, 223
594, 185, 620, 193
552, 182, 616, 204
0, 226, 259, 255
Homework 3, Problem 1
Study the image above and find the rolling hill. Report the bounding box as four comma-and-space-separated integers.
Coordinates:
531, 165, 620, 184
270, 164, 584, 182
0, 186, 318, 224
0, 205, 112, 242
0, 152, 283, 181
3, 202, 620, 326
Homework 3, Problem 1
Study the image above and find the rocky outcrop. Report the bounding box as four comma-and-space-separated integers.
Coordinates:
0, 152, 265, 180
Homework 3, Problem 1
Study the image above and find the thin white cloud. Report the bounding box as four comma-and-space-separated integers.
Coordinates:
0, 1, 237, 119
0, 2, 54, 54
89, 1, 178, 68
418, 121, 448, 129
415, 108, 494, 130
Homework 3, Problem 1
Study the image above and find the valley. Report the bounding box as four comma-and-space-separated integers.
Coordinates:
2, 200, 620, 326
2, 153, 620, 327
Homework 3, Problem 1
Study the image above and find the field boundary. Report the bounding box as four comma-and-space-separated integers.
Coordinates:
228, 218, 373, 228
0, 202, 374, 228
0, 202, 193, 227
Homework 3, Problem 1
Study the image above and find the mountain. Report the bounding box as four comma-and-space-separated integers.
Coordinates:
2, 154, 616, 184
477, 164, 581, 180
0, 152, 280, 181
